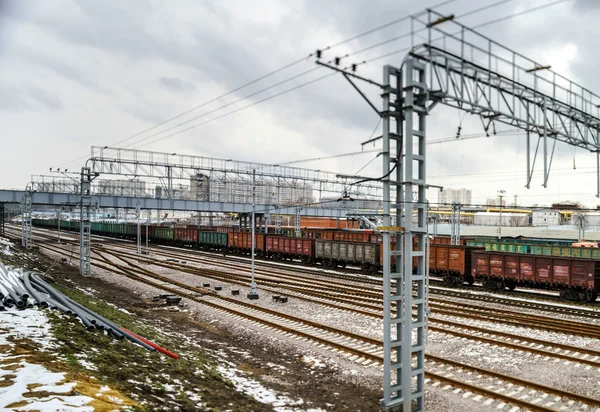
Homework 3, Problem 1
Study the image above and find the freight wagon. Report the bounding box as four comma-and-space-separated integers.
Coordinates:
380, 242, 480, 286
467, 240, 600, 259
174, 227, 198, 246
472, 250, 600, 301
266, 237, 315, 264
227, 232, 266, 256
198, 231, 228, 251
315, 240, 380, 272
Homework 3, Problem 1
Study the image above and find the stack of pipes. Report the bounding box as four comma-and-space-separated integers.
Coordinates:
0, 263, 177, 358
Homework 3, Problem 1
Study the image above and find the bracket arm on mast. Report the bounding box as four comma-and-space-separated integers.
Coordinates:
315, 60, 384, 88
342, 73, 381, 117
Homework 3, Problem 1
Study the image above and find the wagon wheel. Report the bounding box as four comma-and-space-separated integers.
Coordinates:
507, 283, 516, 291
588, 292, 598, 302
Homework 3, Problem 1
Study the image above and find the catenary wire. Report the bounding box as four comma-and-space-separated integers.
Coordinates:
52, 0, 459, 170
131, 0, 565, 151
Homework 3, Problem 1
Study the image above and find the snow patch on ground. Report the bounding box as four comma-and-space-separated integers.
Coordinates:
217, 360, 325, 412
0, 237, 15, 256
0, 309, 96, 411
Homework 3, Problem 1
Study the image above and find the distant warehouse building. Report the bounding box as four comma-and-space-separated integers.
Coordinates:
532, 209, 560, 226
474, 212, 529, 227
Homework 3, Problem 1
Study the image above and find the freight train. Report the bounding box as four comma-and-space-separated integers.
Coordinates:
30, 219, 599, 302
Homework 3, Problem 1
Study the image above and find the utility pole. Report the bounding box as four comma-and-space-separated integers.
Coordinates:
146, 209, 149, 255
136, 204, 141, 255
498, 190, 505, 239
57, 208, 61, 243
431, 213, 438, 237
450, 202, 461, 245
576, 213, 586, 241
248, 169, 259, 300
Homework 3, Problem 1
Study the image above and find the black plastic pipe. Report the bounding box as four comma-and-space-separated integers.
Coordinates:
61, 294, 154, 349
22, 272, 48, 308
30, 277, 95, 330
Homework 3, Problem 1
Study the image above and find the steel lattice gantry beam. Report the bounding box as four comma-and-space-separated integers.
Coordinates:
414, 10, 600, 191
86, 146, 384, 199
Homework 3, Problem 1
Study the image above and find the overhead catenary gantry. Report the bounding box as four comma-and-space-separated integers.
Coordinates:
317, 8, 600, 412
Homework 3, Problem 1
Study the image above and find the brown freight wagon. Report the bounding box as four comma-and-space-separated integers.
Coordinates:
174, 227, 198, 246
471, 250, 600, 301
227, 231, 265, 255
266, 236, 315, 264
379, 242, 481, 284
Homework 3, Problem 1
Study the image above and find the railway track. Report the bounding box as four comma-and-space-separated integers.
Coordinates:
106, 238, 600, 320
30, 241, 600, 411
20, 236, 600, 372
99, 245, 600, 340
97, 245, 600, 369
10, 226, 600, 337
14, 224, 600, 317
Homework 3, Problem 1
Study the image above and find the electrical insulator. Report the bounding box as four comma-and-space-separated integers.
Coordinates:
455, 125, 461, 139
316, 50, 322, 59
335, 57, 340, 65
351, 64, 357, 72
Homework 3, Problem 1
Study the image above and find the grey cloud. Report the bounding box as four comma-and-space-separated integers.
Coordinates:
119, 104, 167, 126
0, 86, 31, 111
0, 84, 62, 111
158, 76, 196, 93
27, 84, 63, 110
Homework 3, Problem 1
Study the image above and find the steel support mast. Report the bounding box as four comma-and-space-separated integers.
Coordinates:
79, 167, 92, 276
21, 189, 33, 249
248, 169, 259, 300
450, 202, 461, 245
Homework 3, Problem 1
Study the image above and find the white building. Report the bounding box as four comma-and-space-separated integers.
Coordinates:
438, 188, 472, 206
532, 209, 560, 226
474, 212, 528, 227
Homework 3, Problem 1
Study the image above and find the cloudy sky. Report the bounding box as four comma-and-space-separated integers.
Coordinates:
0, 0, 599, 207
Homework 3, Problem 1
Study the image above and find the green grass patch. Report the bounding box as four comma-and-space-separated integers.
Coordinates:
44, 282, 267, 411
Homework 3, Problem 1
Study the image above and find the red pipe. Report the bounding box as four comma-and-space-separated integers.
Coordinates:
120, 327, 179, 359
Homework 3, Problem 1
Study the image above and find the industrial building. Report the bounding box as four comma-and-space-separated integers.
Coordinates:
438, 188, 472, 206
532, 209, 560, 226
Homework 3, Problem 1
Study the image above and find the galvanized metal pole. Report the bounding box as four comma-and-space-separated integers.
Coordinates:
526, 127, 531, 189
498, 190, 505, 239
248, 169, 259, 300
79, 167, 92, 276
57, 209, 61, 243
146, 211, 149, 254
136, 204, 141, 255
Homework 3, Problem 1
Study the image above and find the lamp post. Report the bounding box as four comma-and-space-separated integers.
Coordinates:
498, 190, 505, 239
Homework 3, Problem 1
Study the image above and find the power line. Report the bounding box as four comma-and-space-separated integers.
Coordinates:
279, 128, 521, 166
53, 1, 458, 171
122, 66, 322, 149
52, 0, 571, 171
130, 72, 338, 149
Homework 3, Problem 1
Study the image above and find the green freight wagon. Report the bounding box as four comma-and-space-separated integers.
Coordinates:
198, 231, 228, 250
154, 227, 174, 242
